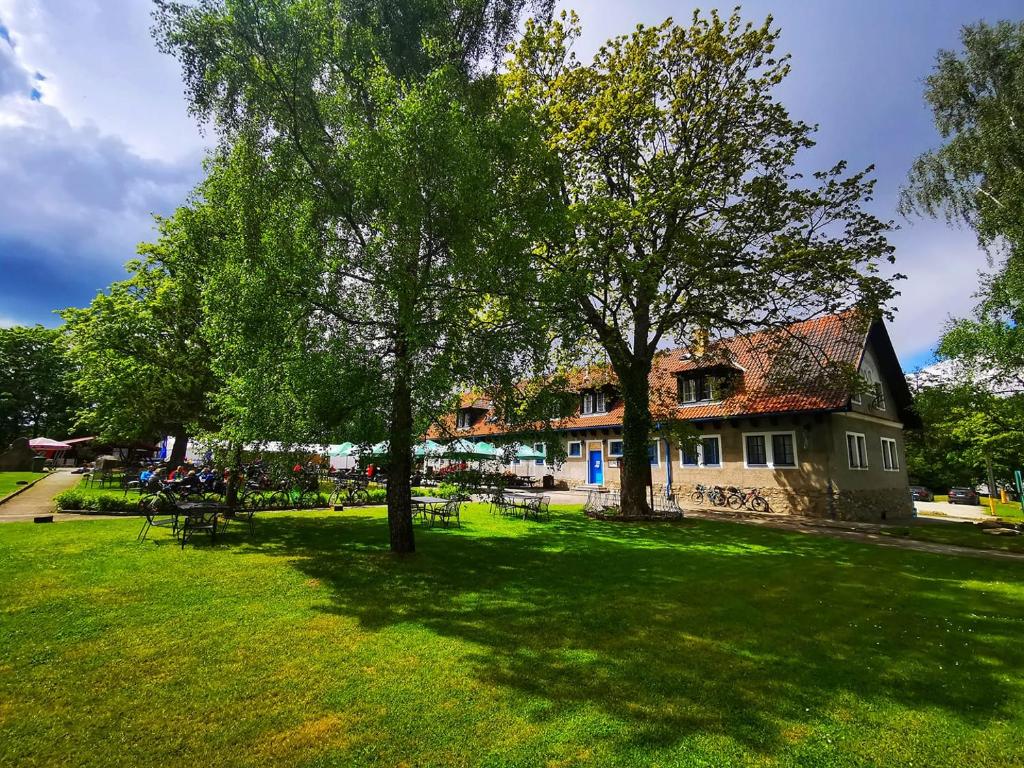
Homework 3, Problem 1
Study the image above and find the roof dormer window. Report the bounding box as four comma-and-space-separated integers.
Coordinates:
456, 410, 474, 430
581, 390, 607, 416
678, 374, 720, 405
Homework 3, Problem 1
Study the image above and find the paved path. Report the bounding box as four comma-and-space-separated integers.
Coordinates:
914, 500, 991, 521
0, 470, 86, 523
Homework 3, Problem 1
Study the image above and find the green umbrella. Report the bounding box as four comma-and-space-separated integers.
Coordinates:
446, 439, 497, 458
414, 440, 445, 458
328, 442, 355, 457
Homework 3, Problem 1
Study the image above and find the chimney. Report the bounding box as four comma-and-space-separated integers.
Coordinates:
693, 327, 709, 358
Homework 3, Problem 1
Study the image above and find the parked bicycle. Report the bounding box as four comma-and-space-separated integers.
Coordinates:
690, 483, 728, 507
727, 487, 770, 513
328, 476, 370, 507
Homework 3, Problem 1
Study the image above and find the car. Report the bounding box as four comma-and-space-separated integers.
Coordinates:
909, 485, 933, 502
947, 487, 979, 505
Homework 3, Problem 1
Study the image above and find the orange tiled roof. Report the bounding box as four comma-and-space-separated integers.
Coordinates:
432, 312, 872, 437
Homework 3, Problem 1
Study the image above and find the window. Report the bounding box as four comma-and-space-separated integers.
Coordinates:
771, 433, 796, 467
743, 431, 798, 469
581, 390, 608, 415
701, 436, 721, 467
881, 437, 899, 471
872, 381, 887, 411
745, 435, 768, 467
648, 441, 660, 466
847, 432, 868, 470
678, 374, 719, 405
851, 391, 862, 406
682, 435, 722, 468
456, 410, 473, 429
680, 443, 699, 466
534, 442, 546, 467
608, 440, 623, 458
568, 441, 582, 458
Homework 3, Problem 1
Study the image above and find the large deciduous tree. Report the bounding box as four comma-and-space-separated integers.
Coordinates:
60, 215, 221, 468
506, 10, 898, 516
154, 0, 558, 553
0, 326, 79, 448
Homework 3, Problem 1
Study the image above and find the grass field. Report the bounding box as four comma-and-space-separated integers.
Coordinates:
2, 505, 1023, 767
0, 471, 43, 500
881, 520, 1024, 554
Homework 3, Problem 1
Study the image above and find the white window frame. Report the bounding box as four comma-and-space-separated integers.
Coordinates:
567, 440, 583, 459
456, 410, 472, 429
872, 381, 887, 411
533, 442, 546, 467
881, 437, 899, 471
851, 390, 862, 406
846, 431, 869, 470
679, 435, 722, 468
678, 375, 720, 406
581, 391, 608, 416
742, 431, 799, 469
648, 440, 661, 467
608, 439, 623, 458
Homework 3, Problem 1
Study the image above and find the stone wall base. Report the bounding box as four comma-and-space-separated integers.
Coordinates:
667, 482, 913, 522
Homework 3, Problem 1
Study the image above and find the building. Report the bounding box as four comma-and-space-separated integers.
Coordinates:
434, 312, 917, 521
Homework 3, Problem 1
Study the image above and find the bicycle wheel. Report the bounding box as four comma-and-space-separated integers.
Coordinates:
750, 495, 769, 513
727, 493, 744, 510
689, 490, 704, 504
351, 488, 369, 505
711, 489, 728, 507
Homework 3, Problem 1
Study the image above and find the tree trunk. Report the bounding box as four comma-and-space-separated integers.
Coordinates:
386, 343, 416, 554
167, 425, 189, 468
226, 443, 243, 512
617, 360, 653, 517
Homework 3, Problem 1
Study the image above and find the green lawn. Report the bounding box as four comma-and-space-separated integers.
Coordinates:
881, 520, 1024, 554
2, 506, 1023, 767
0, 471, 43, 500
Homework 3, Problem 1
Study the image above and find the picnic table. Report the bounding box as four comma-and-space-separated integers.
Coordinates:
517, 476, 539, 489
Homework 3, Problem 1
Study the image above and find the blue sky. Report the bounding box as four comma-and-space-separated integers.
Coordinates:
0, 1, 1021, 371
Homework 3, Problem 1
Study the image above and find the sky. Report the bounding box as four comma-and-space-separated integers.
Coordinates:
0, 0, 1021, 372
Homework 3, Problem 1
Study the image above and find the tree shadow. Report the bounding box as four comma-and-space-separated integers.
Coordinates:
222, 507, 1024, 757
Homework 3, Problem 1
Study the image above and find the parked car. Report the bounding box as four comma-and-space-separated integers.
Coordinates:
909, 485, 933, 502
947, 487, 980, 505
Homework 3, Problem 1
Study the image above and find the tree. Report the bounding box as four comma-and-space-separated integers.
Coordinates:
154, 0, 559, 553
906, 380, 1024, 491
505, 10, 898, 516
60, 214, 221, 468
0, 326, 79, 448
902, 20, 1024, 388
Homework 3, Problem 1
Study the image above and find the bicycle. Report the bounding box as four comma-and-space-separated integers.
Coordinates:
328, 476, 370, 507
690, 483, 727, 506
727, 487, 770, 513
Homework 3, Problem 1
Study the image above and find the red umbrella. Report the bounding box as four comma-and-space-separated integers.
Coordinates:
28, 437, 72, 451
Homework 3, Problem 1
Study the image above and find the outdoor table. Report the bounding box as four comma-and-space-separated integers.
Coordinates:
517, 476, 539, 489
411, 496, 447, 522
503, 491, 541, 518
174, 501, 226, 545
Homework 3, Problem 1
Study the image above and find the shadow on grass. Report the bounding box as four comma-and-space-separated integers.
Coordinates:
223, 507, 1024, 755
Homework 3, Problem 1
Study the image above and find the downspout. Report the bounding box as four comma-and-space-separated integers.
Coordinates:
664, 436, 673, 499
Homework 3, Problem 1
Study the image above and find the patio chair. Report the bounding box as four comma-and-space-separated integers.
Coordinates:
136, 494, 177, 543
488, 486, 506, 515
177, 506, 220, 549
429, 499, 462, 529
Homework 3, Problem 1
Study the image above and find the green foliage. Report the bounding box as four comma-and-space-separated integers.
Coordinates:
901, 19, 1024, 248
153, 0, 570, 550
0, 326, 80, 448
505, 9, 899, 514
59, 215, 221, 451
903, 20, 1024, 389
906, 382, 1024, 490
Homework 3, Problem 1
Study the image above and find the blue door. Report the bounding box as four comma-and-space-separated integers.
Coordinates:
588, 449, 604, 485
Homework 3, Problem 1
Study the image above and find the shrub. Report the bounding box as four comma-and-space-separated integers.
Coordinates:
54, 490, 137, 514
